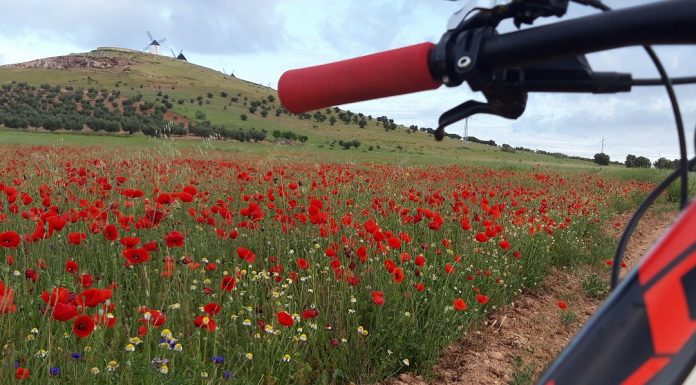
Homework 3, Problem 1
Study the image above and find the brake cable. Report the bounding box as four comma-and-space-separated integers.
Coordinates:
632, 76, 696, 86
571, 0, 692, 289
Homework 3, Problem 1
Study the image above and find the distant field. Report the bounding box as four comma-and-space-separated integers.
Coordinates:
0, 127, 607, 170
0, 48, 604, 168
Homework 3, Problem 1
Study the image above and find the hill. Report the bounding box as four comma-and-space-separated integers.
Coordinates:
0, 48, 598, 167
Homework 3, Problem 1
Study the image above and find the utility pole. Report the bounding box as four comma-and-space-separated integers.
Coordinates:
601, 137, 605, 154
463, 118, 469, 147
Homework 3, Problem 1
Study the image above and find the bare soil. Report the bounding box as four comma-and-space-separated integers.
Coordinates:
8, 54, 132, 70
383, 210, 675, 385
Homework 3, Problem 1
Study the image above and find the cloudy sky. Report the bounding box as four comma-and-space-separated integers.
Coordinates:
0, 0, 694, 162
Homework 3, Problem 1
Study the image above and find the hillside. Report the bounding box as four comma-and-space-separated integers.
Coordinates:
0, 48, 597, 166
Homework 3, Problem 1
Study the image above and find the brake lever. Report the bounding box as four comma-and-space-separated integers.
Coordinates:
434, 89, 527, 140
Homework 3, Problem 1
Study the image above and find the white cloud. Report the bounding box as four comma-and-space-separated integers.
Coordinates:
0, 0, 693, 163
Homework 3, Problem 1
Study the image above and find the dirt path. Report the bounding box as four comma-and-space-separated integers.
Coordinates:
384, 210, 675, 385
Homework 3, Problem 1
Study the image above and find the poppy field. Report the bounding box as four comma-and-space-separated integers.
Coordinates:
0, 144, 654, 384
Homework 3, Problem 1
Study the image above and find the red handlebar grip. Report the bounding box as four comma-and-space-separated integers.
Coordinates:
278, 43, 441, 113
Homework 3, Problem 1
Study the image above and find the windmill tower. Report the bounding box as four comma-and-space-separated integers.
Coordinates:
144, 31, 167, 55
170, 49, 187, 61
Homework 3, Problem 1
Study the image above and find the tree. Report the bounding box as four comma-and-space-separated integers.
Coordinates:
248, 129, 266, 142
634, 156, 651, 168
329, 116, 337, 126
654, 157, 679, 170
195, 110, 206, 120
240, 114, 248, 121
594, 153, 610, 166
625, 154, 637, 168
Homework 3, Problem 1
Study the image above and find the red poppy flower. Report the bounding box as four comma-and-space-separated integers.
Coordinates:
371, 291, 385, 306
148, 310, 167, 327
0, 231, 21, 248
0, 280, 17, 314
67, 232, 87, 245
236, 247, 256, 264
414, 255, 426, 266
51, 302, 78, 321
476, 294, 489, 305
25, 269, 39, 282
73, 314, 95, 338
65, 260, 79, 274
392, 267, 404, 283
445, 263, 455, 274
204, 303, 222, 315
103, 224, 119, 241
156, 193, 173, 205
301, 308, 319, 319
384, 260, 396, 273
193, 315, 217, 332
387, 236, 401, 249
557, 300, 568, 310
75, 288, 112, 307
414, 282, 426, 292
78, 274, 94, 288
164, 230, 185, 247
499, 239, 511, 250
143, 241, 159, 251
221, 276, 236, 292
357, 246, 368, 263
296, 258, 309, 270
474, 232, 489, 243
123, 248, 151, 265
277, 311, 294, 327
119, 237, 141, 248
453, 298, 468, 311
177, 192, 194, 203
15, 367, 30, 380
41, 287, 70, 305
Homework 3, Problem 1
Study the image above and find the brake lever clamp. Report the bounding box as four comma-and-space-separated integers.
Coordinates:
431, 25, 528, 140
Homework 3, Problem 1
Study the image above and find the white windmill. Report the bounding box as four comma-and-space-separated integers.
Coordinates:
144, 31, 167, 55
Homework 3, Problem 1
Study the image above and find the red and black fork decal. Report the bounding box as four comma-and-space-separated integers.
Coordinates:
538, 200, 696, 385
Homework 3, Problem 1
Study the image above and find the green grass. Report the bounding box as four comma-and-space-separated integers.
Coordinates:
0, 48, 613, 169
582, 274, 609, 300
509, 356, 535, 385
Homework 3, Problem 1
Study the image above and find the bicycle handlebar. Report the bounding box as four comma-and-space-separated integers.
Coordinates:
478, 0, 696, 71
279, 0, 696, 113
278, 43, 439, 114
